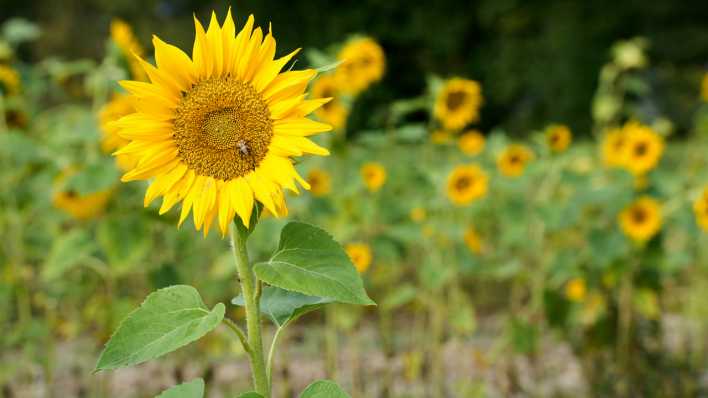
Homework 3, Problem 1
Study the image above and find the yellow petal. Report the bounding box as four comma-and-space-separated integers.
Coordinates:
152, 35, 197, 91
273, 117, 333, 136
229, 178, 254, 227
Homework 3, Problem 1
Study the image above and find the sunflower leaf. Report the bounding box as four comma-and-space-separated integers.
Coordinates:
95, 285, 224, 371
232, 286, 332, 327
253, 222, 375, 306
155, 378, 204, 398
299, 380, 351, 398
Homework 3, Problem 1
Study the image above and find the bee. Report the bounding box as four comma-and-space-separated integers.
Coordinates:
236, 139, 257, 171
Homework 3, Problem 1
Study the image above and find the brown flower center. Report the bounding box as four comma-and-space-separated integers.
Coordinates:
445, 90, 467, 111
631, 207, 648, 224
173, 77, 273, 181
455, 175, 473, 191
634, 141, 648, 157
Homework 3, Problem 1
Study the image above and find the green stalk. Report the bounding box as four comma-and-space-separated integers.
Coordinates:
230, 222, 270, 397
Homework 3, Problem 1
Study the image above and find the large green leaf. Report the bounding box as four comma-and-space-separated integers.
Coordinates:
253, 222, 375, 306
156, 378, 204, 398
300, 380, 351, 398
232, 286, 332, 327
95, 285, 224, 371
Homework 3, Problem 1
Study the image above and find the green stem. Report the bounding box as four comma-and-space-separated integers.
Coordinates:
230, 222, 270, 397
266, 326, 285, 386
224, 318, 251, 354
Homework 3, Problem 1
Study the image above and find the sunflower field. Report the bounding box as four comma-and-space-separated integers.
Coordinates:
2, 2, 708, 398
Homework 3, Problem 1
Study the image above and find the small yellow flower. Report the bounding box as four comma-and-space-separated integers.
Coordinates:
99, 94, 139, 171
434, 78, 483, 131
52, 169, 112, 220
458, 130, 485, 156
565, 278, 587, 302
110, 19, 147, 81
345, 243, 372, 273
410, 207, 426, 223
601, 127, 627, 167
306, 168, 331, 197
619, 196, 662, 243
361, 162, 386, 192
497, 144, 534, 177
693, 186, 708, 232
312, 74, 348, 130
546, 124, 572, 153
431, 129, 453, 145
702, 73, 708, 102
446, 164, 488, 206
463, 226, 483, 254
335, 37, 385, 95
621, 121, 664, 175
0, 64, 20, 95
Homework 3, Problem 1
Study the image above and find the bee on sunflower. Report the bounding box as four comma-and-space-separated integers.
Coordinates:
360, 162, 386, 192
601, 127, 627, 167
434, 78, 483, 131
693, 186, 708, 232
110, 19, 148, 81
546, 124, 572, 153
497, 144, 534, 177
0, 64, 20, 96
458, 129, 485, 156
446, 164, 488, 206
112, 11, 333, 236
619, 196, 662, 243
306, 168, 331, 197
311, 73, 348, 130
335, 37, 385, 95
463, 226, 484, 254
345, 242, 372, 273
620, 121, 664, 176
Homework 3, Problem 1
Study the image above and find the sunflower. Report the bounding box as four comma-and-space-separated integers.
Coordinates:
431, 129, 453, 145
52, 169, 112, 220
110, 19, 148, 81
335, 37, 385, 94
361, 162, 386, 192
447, 164, 488, 206
619, 196, 662, 243
410, 207, 426, 223
601, 127, 626, 167
306, 168, 331, 197
693, 186, 708, 232
621, 121, 664, 175
99, 94, 139, 171
701, 73, 708, 102
546, 124, 572, 153
113, 11, 332, 236
434, 78, 483, 131
458, 130, 485, 156
463, 226, 483, 254
497, 144, 534, 177
311, 74, 347, 130
345, 243, 372, 273
0, 64, 20, 95
565, 278, 586, 302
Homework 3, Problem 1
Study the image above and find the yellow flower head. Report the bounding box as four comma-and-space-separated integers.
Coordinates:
345, 242, 372, 273
99, 94, 140, 171
446, 164, 488, 206
619, 196, 662, 243
361, 162, 386, 192
52, 169, 112, 220
497, 144, 534, 177
113, 11, 333, 236
0, 64, 21, 95
620, 121, 664, 175
701, 72, 708, 102
434, 78, 483, 131
306, 168, 331, 197
458, 130, 485, 156
110, 19, 148, 81
463, 226, 483, 255
410, 207, 427, 223
601, 127, 627, 167
335, 37, 385, 94
430, 129, 453, 145
311, 74, 348, 130
565, 278, 586, 302
693, 186, 708, 232
546, 124, 572, 152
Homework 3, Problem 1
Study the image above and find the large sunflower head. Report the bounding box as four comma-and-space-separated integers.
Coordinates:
335, 37, 385, 95
694, 186, 708, 232
112, 11, 332, 236
497, 144, 534, 177
620, 121, 664, 175
345, 242, 372, 273
601, 127, 627, 167
0, 64, 21, 96
458, 129, 485, 156
434, 78, 483, 131
361, 162, 386, 192
306, 168, 331, 197
311, 73, 348, 130
446, 164, 488, 206
110, 19, 148, 81
619, 196, 662, 243
99, 94, 139, 171
546, 124, 572, 153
